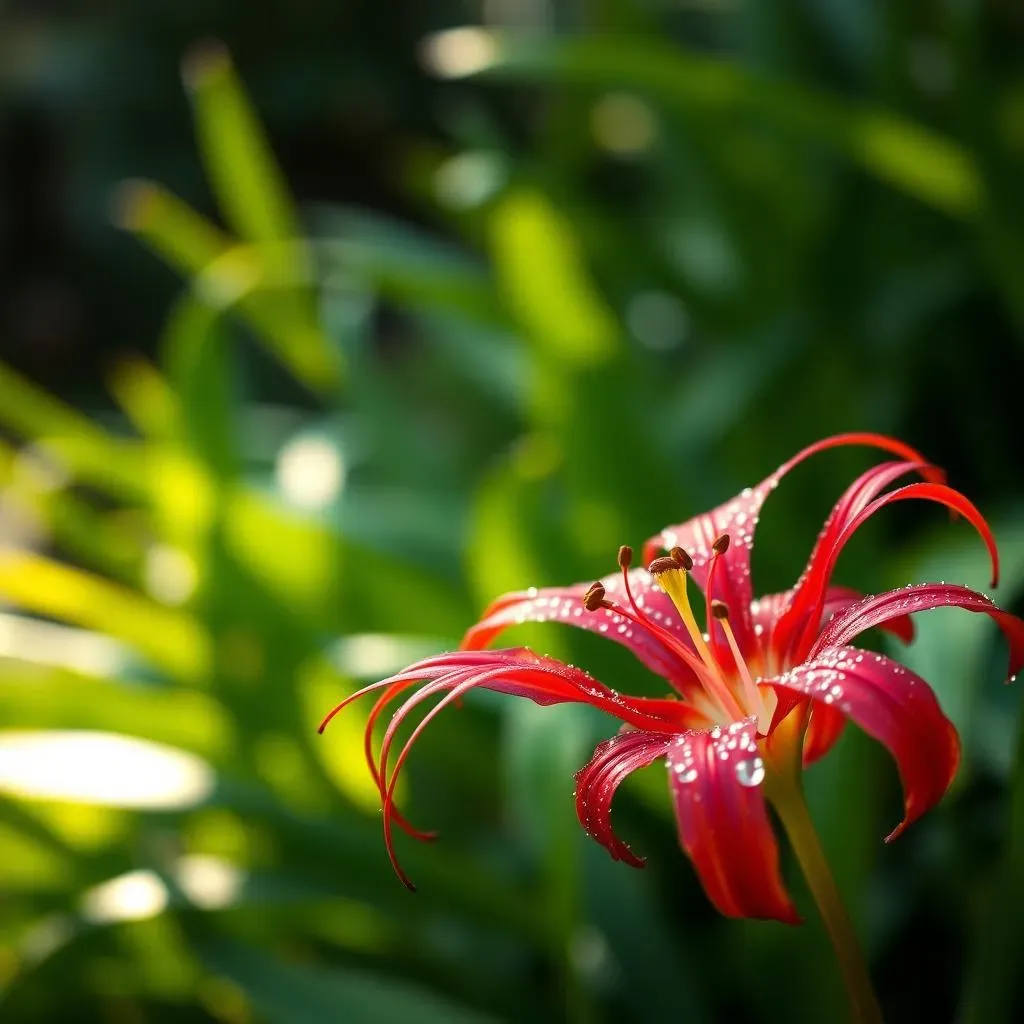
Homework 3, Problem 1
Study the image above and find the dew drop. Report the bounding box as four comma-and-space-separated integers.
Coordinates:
674, 766, 699, 784
735, 757, 765, 788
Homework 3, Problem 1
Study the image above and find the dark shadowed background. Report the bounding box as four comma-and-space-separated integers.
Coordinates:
1, 2, 1023, 1022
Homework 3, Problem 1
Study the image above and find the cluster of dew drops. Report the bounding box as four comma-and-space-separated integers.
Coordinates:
658, 484, 771, 584
669, 720, 766, 790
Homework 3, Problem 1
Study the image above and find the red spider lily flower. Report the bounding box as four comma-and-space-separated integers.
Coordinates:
319, 433, 1024, 923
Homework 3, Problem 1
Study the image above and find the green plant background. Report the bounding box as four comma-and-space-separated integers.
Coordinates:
1, 3, 1023, 1022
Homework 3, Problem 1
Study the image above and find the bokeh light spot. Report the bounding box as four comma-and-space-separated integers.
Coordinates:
275, 436, 345, 510
420, 27, 498, 79
0, 731, 214, 809
591, 93, 657, 156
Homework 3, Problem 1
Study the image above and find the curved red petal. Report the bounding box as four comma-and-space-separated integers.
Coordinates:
575, 731, 673, 867
771, 435, 939, 480
462, 569, 702, 697
756, 585, 914, 663
765, 647, 961, 840
322, 648, 700, 736
818, 586, 915, 644
789, 482, 999, 662
772, 461, 931, 660
365, 682, 438, 841
644, 434, 938, 661
666, 720, 800, 923
810, 583, 1024, 681
318, 647, 708, 889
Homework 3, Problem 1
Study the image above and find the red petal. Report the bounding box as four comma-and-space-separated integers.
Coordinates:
462, 569, 703, 698
574, 731, 672, 867
786, 483, 1000, 662
318, 648, 709, 888
818, 586, 915, 644
666, 719, 800, 923
754, 584, 915, 661
644, 434, 937, 662
320, 648, 702, 739
771, 460, 930, 661
810, 583, 1024, 681
765, 647, 961, 840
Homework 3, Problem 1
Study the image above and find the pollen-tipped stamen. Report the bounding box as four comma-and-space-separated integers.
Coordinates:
650, 554, 745, 720
711, 599, 770, 731
580, 552, 724, 706
704, 534, 730, 649
583, 581, 606, 611
618, 545, 649, 623
591, 585, 723, 698
650, 552, 719, 671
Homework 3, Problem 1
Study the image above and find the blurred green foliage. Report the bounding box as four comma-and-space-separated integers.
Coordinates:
2, 2, 1024, 1022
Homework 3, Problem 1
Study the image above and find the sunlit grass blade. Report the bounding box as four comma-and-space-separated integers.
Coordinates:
0, 551, 210, 681
113, 180, 230, 275
181, 41, 344, 394
116, 182, 342, 393
160, 296, 239, 480
0, 662, 230, 762
108, 357, 182, 443
0, 362, 131, 485
0, 362, 149, 501
182, 41, 304, 260
0, 450, 145, 586
489, 188, 620, 367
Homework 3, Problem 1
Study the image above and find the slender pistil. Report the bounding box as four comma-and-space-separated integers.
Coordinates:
711, 600, 770, 731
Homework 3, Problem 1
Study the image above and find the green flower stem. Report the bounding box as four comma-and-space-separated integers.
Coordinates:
768, 774, 884, 1024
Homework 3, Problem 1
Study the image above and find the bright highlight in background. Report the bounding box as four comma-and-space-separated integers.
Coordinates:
0, 731, 214, 809
144, 544, 199, 605
0, 613, 125, 676
420, 27, 498, 79
434, 151, 506, 210
275, 436, 346, 510
82, 870, 169, 923
81, 856, 243, 924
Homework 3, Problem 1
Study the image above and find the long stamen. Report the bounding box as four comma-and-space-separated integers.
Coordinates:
618, 545, 645, 619
711, 600, 770, 732
650, 551, 746, 720
618, 547, 712, 674
584, 577, 721, 694
704, 534, 730, 647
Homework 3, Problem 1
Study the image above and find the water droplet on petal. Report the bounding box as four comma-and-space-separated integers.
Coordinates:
735, 757, 765, 788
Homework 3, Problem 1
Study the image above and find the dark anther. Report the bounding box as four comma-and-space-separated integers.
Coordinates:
712, 534, 730, 555
648, 556, 681, 576
618, 545, 633, 569
669, 546, 694, 571
583, 582, 607, 611
710, 599, 730, 620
